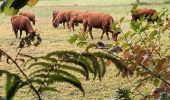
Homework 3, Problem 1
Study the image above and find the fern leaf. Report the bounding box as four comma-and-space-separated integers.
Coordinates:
81, 53, 100, 80
60, 58, 89, 80
45, 74, 85, 96
93, 52, 133, 77
28, 62, 53, 69
58, 64, 88, 79
29, 68, 50, 77
6, 79, 21, 100
99, 57, 106, 78
39, 87, 59, 93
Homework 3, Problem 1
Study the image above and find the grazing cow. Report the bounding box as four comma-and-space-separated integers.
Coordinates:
83, 12, 120, 41
131, 8, 159, 23
11, 15, 36, 38
52, 11, 67, 28
52, 10, 73, 29
19, 12, 36, 25
52, 11, 59, 22
69, 10, 90, 31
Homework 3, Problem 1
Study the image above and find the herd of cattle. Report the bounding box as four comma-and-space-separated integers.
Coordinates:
10, 8, 161, 41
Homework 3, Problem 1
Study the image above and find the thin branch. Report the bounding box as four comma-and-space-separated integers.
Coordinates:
0, 49, 42, 100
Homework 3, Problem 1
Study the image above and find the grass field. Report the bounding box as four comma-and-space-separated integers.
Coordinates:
0, 0, 170, 100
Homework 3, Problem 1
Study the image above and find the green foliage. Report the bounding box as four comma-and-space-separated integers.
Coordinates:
0, 70, 27, 100
158, 92, 170, 100
0, 0, 39, 15
68, 32, 88, 48
68, 34, 78, 44
113, 88, 131, 100
110, 6, 170, 100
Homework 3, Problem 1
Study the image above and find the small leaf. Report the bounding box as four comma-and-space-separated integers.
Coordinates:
68, 34, 78, 44
124, 31, 132, 38
131, 3, 138, 11
119, 17, 125, 23
121, 43, 128, 49
153, 79, 160, 87
149, 30, 158, 39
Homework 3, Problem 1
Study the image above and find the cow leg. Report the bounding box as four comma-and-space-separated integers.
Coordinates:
100, 30, 105, 39
14, 29, 18, 38
88, 26, 93, 39
69, 21, 74, 32
67, 22, 69, 29
72, 22, 75, 31
63, 22, 65, 29
19, 30, 22, 38
106, 31, 110, 40
83, 23, 87, 32
26, 31, 28, 36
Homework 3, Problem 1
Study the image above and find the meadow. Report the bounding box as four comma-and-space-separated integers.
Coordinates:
0, 0, 170, 99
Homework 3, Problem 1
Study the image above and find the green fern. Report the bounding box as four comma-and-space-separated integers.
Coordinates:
38, 87, 59, 93
44, 73, 85, 96
93, 52, 133, 77
0, 70, 27, 100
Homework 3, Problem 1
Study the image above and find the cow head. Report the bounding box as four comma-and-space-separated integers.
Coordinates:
112, 31, 121, 41
29, 29, 37, 40
32, 19, 36, 25
52, 18, 59, 28
52, 11, 59, 22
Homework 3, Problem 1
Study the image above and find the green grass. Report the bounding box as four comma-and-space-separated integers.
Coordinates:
0, 0, 170, 99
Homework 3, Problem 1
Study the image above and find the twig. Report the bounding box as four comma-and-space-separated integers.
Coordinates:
0, 49, 42, 100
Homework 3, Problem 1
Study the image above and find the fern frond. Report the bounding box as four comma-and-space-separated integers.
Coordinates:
58, 64, 88, 79
85, 43, 97, 52
81, 53, 100, 80
39, 87, 59, 93
6, 79, 21, 100
45, 73, 85, 96
93, 52, 133, 77
48, 69, 80, 82
36, 57, 57, 63
45, 51, 79, 58
60, 58, 89, 80
29, 68, 50, 77
98, 57, 106, 80
28, 62, 53, 69
0, 70, 23, 100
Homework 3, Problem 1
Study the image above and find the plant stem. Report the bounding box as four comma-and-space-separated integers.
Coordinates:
0, 49, 42, 100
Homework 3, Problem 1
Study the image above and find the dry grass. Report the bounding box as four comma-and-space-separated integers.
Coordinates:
0, 0, 170, 99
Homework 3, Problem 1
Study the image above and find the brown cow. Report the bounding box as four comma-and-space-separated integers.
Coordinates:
52, 11, 59, 22
52, 10, 73, 29
52, 11, 66, 28
69, 10, 90, 31
131, 8, 159, 23
19, 12, 36, 25
11, 15, 36, 38
83, 12, 120, 41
